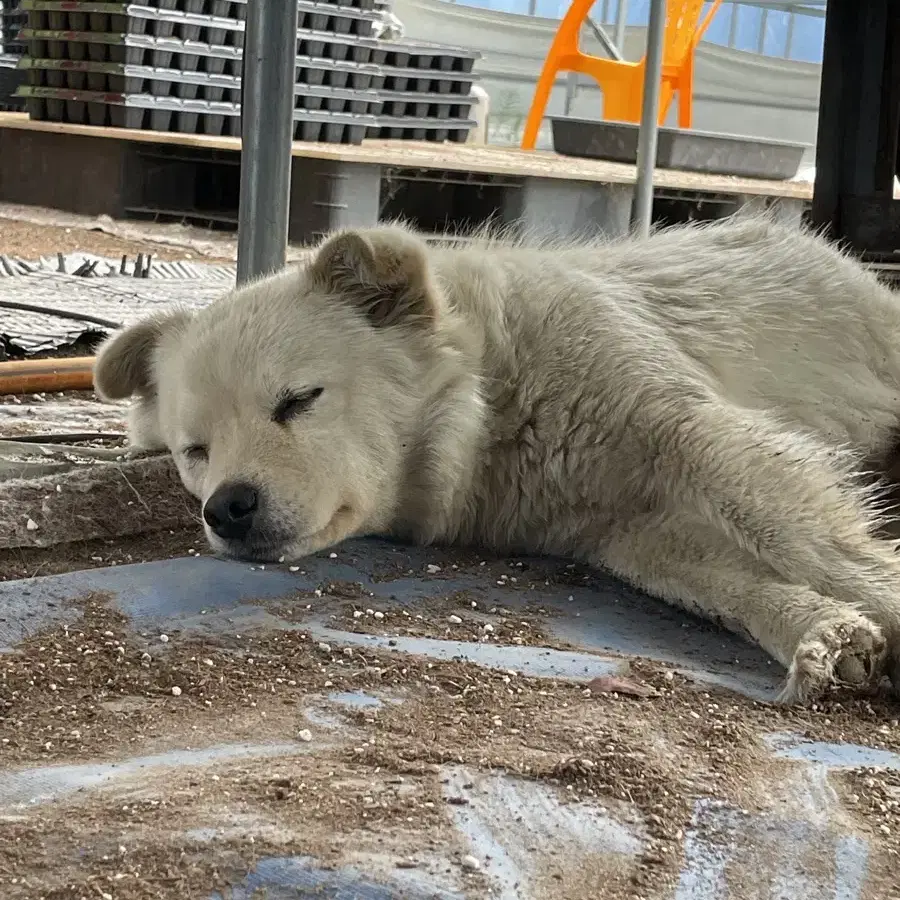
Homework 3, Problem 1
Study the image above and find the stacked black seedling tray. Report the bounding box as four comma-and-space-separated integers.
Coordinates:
0, 52, 26, 108
1, 0, 26, 110
15, 0, 384, 142
1, 0, 27, 56
365, 38, 479, 142
14, 0, 482, 144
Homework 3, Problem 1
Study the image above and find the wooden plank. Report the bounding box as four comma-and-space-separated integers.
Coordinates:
0, 357, 95, 396
0, 111, 816, 200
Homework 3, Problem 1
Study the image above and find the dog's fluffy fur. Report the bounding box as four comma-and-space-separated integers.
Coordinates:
94, 213, 900, 703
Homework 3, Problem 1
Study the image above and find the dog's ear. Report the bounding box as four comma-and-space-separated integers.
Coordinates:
93, 310, 192, 400
309, 227, 442, 328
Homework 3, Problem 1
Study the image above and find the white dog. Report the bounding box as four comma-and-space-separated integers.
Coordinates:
94, 214, 900, 703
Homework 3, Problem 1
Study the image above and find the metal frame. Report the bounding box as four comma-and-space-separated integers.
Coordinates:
236, 0, 300, 286
630, 0, 666, 236
809, 0, 900, 257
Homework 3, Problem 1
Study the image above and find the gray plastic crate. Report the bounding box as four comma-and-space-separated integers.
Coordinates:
15, 1, 486, 146
370, 114, 474, 142
377, 89, 474, 120
550, 116, 807, 180
22, 0, 379, 38
143, 0, 247, 20
20, 28, 242, 67
144, 0, 380, 15
295, 0, 379, 38
319, 0, 380, 11
290, 110, 374, 143
380, 63, 474, 96
118, 0, 247, 16
20, 28, 388, 80
365, 38, 479, 73
19, 46, 387, 92
16, 83, 377, 143
295, 81, 381, 114
19, 55, 244, 99
1, 7, 26, 55
0, 52, 25, 106
22, 3, 246, 47
296, 28, 375, 61
295, 54, 383, 89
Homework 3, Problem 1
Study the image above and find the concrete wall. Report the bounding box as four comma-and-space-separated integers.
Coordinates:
394, 0, 822, 164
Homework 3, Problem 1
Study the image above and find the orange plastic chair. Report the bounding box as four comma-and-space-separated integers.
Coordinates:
521, 0, 723, 150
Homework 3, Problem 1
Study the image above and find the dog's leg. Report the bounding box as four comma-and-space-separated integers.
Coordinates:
627, 391, 900, 684
596, 514, 887, 703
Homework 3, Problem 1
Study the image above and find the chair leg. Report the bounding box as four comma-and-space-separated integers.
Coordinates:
521, 62, 561, 150
677, 55, 695, 129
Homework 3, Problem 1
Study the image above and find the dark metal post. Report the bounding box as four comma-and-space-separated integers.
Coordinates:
630, 0, 666, 237
811, 0, 900, 255
236, 0, 299, 286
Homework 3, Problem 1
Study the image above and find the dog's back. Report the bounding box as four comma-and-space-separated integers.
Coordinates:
427, 216, 900, 461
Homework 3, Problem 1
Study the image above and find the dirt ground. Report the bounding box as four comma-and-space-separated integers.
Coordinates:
0, 561, 899, 899
0, 205, 312, 263
0, 217, 234, 264
1, 587, 899, 900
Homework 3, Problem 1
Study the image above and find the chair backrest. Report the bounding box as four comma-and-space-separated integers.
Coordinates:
663, 0, 712, 64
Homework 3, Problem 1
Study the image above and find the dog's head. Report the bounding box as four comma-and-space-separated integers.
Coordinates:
94, 226, 469, 561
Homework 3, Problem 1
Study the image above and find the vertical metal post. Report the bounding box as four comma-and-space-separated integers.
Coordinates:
630, 0, 667, 237
236, 0, 300, 287
563, 71, 578, 116
614, 0, 628, 55
727, 1, 739, 48
756, 7, 768, 55
784, 10, 795, 59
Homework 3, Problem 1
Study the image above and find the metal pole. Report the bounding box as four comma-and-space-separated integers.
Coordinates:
756, 7, 768, 55
727, 1, 739, 48
587, 15, 625, 61
784, 10, 796, 59
630, 0, 667, 237
614, 0, 628, 55
236, 0, 300, 287
563, 71, 578, 116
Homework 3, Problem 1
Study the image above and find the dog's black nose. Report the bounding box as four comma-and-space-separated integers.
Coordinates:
203, 482, 259, 541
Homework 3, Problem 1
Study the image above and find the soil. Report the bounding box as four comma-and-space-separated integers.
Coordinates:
1, 390, 97, 404
0, 525, 207, 583
1, 584, 900, 899
0, 218, 233, 264
0, 203, 314, 264
256, 578, 561, 649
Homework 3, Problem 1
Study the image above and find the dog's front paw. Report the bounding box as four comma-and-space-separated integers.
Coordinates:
778, 613, 886, 704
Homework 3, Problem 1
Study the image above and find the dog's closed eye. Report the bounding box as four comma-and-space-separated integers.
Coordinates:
272, 387, 324, 424
183, 444, 209, 463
